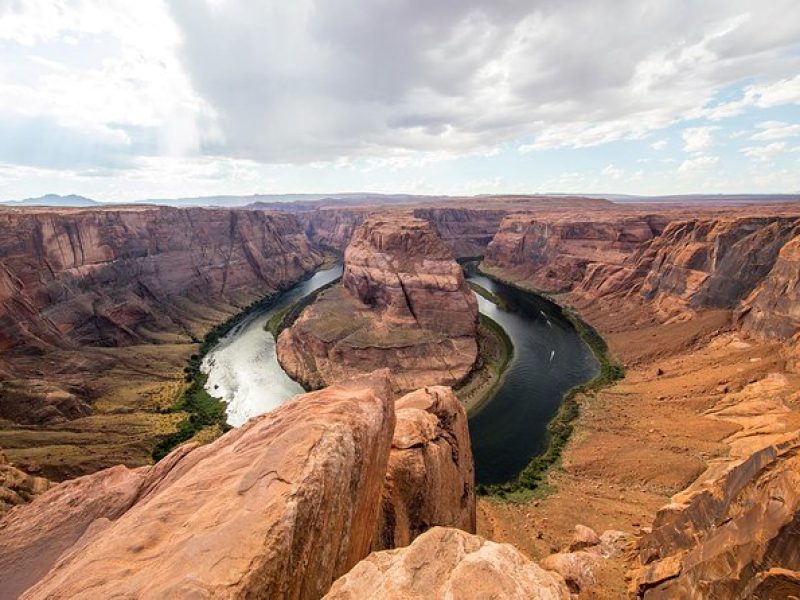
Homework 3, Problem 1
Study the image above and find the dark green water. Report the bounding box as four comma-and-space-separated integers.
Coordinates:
466, 271, 598, 485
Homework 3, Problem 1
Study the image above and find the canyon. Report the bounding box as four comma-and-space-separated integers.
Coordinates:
1, 196, 800, 598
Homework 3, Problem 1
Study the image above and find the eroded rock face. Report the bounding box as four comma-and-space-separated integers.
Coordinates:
632, 436, 800, 598
1, 373, 395, 600
483, 214, 666, 293
412, 207, 507, 258
374, 386, 475, 551
0, 449, 50, 518
342, 216, 478, 337
635, 217, 800, 316
742, 233, 800, 341
302, 207, 370, 251
323, 527, 570, 600
0, 207, 322, 354
278, 216, 478, 393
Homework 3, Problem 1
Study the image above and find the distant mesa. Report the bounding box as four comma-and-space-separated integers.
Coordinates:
1, 194, 100, 207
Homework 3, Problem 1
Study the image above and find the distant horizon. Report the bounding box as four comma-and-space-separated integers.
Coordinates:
3, 190, 800, 207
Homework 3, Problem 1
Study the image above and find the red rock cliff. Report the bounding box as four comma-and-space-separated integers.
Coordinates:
0, 206, 322, 354
278, 216, 479, 393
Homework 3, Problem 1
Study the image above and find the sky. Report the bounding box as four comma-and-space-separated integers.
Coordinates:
0, 0, 799, 202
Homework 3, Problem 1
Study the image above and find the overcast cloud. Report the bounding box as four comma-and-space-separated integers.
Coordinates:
0, 0, 799, 199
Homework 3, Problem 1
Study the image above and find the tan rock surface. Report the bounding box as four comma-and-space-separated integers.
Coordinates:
374, 386, 475, 550
0, 449, 50, 517
323, 526, 570, 600
2, 373, 395, 600
278, 216, 478, 393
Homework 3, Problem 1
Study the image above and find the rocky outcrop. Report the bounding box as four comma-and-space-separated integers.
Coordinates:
323, 527, 570, 599
278, 216, 478, 393
0, 450, 49, 518
634, 217, 800, 316
632, 436, 800, 598
741, 233, 800, 341
374, 386, 475, 551
482, 214, 666, 293
412, 207, 507, 258
0, 206, 322, 354
0, 373, 395, 600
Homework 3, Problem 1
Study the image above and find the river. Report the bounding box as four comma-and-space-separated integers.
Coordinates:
201, 265, 342, 426
202, 264, 598, 485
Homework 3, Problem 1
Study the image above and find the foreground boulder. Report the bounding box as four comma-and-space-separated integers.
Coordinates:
278, 216, 478, 393
374, 386, 475, 550
0, 373, 395, 600
324, 527, 570, 599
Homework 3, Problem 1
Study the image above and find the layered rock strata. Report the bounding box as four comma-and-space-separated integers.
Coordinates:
632, 436, 800, 598
0, 373, 395, 600
323, 527, 570, 600
482, 214, 667, 293
374, 386, 475, 551
0, 450, 50, 517
0, 206, 322, 355
278, 216, 478, 393
411, 207, 507, 258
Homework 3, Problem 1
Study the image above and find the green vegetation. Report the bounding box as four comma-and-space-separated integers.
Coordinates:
468, 281, 507, 309
267, 278, 341, 339
455, 313, 514, 414
152, 291, 293, 462
474, 278, 625, 502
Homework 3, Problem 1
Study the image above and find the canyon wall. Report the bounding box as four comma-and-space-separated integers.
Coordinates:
482, 213, 668, 293
278, 216, 479, 393
412, 207, 507, 258
0, 206, 322, 355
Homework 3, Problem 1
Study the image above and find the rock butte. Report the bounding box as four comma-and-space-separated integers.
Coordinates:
2, 196, 800, 598
277, 215, 479, 393
375, 385, 475, 550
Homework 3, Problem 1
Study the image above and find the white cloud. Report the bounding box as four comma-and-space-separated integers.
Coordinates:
741, 142, 788, 162
650, 140, 668, 151
602, 164, 624, 179
678, 155, 719, 173
682, 126, 718, 153
752, 121, 800, 140
164, 0, 800, 162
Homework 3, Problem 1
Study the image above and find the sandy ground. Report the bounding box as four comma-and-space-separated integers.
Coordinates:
476, 299, 800, 598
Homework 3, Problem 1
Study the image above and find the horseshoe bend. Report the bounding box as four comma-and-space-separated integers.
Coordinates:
3, 3, 800, 597
0, 195, 799, 599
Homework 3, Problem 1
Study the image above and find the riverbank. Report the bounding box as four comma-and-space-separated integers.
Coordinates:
152, 261, 341, 460
454, 313, 514, 414
473, 265, 624, 501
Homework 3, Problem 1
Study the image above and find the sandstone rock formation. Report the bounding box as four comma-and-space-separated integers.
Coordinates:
323, 527, 570, 600
0, 206, 322, 356
634, 217, 800, 317
278, 216, 478, 393
0, 373, 395, 600
482, 214, 666, 293
632, 435, 800, 598
374, 386, 475, 551
302, 207, 370, 251
412, 207, 507, 258
742, 233, 800, 341
0, 449, 49, 517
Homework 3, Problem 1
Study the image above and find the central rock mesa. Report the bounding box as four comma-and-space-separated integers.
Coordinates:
278, 216, 479, 393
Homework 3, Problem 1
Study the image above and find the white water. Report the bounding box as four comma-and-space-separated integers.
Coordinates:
201, 266, 342, 427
